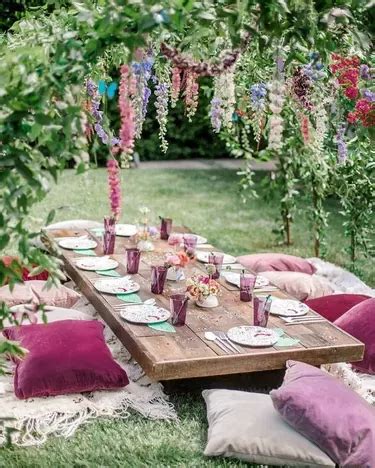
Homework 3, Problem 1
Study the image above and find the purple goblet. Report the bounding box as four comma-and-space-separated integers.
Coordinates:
240, 274, 256, 302
126, 248, 141, 274
151, 266, 168, 294
183, 234, 198, 256
160, 217, 173, 240
253, 294, 272, 327
170, 294, 189, 326
103, 216, 116, 255
208, 253, 224, 280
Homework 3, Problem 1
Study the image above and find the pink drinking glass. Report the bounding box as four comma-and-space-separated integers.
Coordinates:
151, 266, 168, 294
168, 233, 183, 251
170, 294, 189, 326
103, 216, 116, 255
183, 234, 198, 256
208, 253, 224, 280
160, 217, 173, 240
253, 294, 272, 327
126, 248, 141, 274
240, 274, 256, 302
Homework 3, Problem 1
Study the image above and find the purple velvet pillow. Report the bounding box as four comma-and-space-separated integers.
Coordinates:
3, 320, 129, 399
270, 360, 375, 467
305, 293, 370, 323
237, 253, 316, 275
335, 298, 375, 374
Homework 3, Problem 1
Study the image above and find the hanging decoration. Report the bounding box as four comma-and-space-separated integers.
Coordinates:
118, 64, 136, 156
154, 81, 170, 153
170, 67, 181, 108
267, 78, 286, 151
184, 70, 199, 121
107, 159, 122, 221
131, 51, 154, 138
249, 82, 267, 142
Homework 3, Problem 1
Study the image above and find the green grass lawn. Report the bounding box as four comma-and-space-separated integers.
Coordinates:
1, 168, 373, 468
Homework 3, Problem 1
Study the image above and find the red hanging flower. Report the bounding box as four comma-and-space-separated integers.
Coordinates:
107, 159, 121, 221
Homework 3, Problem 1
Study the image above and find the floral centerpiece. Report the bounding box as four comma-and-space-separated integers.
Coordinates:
164, 251, 190, 281
136, 206, 158, 251
186, 273, 220, 308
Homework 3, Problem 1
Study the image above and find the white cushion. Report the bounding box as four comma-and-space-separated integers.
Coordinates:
203, 389, 335, 467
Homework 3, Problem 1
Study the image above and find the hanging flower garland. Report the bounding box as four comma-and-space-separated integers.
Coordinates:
107, 159, 121, 221
118, 64, 136, 156
154, 81, 170, 153
249, 82, 267, 142
210, 69, 236, 131
85, 79, 120, 146
336, 123, 348, 164
210, 97, 223, 133
184, 70, 199, 121
267, 78, 286, 151
131, 51, 154, 138
160, 33, 250, 77
171, 67, 181, 108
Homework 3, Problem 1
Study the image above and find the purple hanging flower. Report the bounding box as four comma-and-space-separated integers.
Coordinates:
360, 64, 370, 80
250, 83, 267, 111
362, 89, 375, 102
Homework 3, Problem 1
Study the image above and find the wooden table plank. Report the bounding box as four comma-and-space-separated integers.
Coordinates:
48, 228, 365, 381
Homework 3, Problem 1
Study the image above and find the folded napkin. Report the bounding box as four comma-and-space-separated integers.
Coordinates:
148, 322, 176, 333
73, 249, 97, 256
96, 269, 121, 277
272, 328, 300, 347
116, 293, 142, 304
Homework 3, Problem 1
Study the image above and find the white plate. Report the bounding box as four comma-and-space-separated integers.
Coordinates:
196, 251, 236, 265
120, 304, 170, 324
170, 233, 207, 245
221, 272, 270, 289
115, 224, 137, 237
227, 326, 279, 347
269, 298, 309, 317
94, 277, 140, 295
75, 257, 119, 271
58, 238, 97, 250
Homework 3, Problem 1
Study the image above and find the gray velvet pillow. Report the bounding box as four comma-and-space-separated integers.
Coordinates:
203, 389, 335, 467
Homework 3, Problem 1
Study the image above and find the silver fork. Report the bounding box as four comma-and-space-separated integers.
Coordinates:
213, 331, 241, 353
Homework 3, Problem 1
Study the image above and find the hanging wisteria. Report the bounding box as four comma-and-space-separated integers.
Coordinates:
249, 82, 268, 142
184, 70, 199, 121
267, 78, 286, 151
170, 67, 181, 108
131, 52, 154, 138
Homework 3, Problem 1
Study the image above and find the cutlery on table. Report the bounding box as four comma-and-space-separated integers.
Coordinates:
113, 298, 156, 309
204, 332, 233, 354
213, 331, 241, 353
281, 315, 324, 323
285, 318, 325, 325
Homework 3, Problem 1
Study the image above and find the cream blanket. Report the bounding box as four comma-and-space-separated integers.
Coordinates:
0, 297, 177, 447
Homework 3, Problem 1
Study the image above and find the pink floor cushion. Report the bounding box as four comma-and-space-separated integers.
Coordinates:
335, 298, 375, 374
260, 271, 334, 301
0, 280, 80, 308
237, 253, 316, 275
271, 360, 375, 467
3, 320, 129, 399
305, 293, 370, 323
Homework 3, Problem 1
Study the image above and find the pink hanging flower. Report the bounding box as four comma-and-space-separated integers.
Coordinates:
118, 65, 136, 154
184, 70, 199, 121
171, 67, 181, 108
300, 115, 310, 144
107, 159, 121, 221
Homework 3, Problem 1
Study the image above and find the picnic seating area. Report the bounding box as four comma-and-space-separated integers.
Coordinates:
1, 1, 374, 467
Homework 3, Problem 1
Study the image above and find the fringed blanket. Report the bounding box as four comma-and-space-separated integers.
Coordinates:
0, 297, 177, 447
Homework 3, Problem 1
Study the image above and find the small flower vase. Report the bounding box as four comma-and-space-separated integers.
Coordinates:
137, 239, 154, 252
196, 294, 219, 308
166, 266, 185, 282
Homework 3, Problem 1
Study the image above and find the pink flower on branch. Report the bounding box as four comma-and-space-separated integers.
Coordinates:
119, 65, 136, 155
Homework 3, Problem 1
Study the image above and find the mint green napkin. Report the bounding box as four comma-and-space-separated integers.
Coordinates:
116, 293, 142, 304
96, 269, 121, 277
73, 249, 97, 256
276, 336, 300, 347
273, 328, 285, 337
148, 322, 176, 333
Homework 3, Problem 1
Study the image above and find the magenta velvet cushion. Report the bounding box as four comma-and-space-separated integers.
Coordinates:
237, 253, 316, 275
270, 360, 375, 467
305, 293, 370, 323
3, 320, 129, 399
335, 298, 375, 374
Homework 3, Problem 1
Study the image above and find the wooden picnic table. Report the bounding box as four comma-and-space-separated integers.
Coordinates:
49, 227, 364, 382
